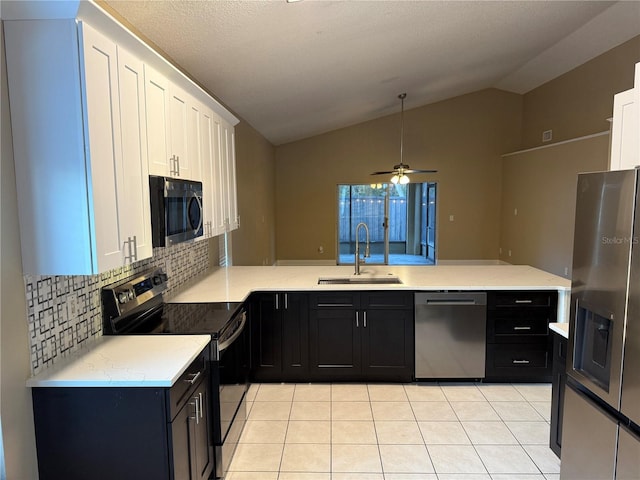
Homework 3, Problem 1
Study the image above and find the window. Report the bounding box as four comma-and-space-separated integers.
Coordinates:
337, 182, 436, 265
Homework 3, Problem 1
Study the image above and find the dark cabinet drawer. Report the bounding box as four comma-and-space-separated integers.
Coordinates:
489, 291, 555, 308
490, 344, 549, 368
486, 343, 552, 381
361, 291, 413, 309
169, 351, 208, 420
310, 292, 357, 308
489, 310, 551, 340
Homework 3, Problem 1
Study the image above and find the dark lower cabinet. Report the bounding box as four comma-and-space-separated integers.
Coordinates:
550, 330, 567, 458
309, 291, 414, 382
31, 352, 213, 480
485, 290, 557, 382
250, 292, 309, 382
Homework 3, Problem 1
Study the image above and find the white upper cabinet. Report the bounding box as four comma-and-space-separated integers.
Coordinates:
186, 99, 203, 183
4, 2, 239, 275
610, 88, 638, 171
145, 65, 172, 178
199, 109, 239, 238
199, 107, 221, 239
116, 46, 154, 262
221, 118, 240, 232
4, 19, 153, 274
146, 71, 203, 181
80, 23, 127, 272
610, 62, 640, 171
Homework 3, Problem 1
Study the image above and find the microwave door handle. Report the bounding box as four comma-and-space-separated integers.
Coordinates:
188, 192, 204, 231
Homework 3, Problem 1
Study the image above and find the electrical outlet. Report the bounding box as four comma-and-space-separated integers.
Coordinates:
514, 208, 518, 216
542, 130, 553, 142
508, 249, 512, 257
564, 266, 569, 276
449, 215, 454, 222
318, 246, 324, 254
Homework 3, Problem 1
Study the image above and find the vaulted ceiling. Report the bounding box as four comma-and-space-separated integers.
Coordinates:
104, 1, 640, 145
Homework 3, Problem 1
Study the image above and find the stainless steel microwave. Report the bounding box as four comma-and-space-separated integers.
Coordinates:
149, 176, 203, 247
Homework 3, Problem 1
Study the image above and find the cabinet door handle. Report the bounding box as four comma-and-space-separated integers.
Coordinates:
363, 311, 367, 328
513, 326, 531, 331
170, 155, 179, 176
275, 294, 279, 310
123, 236, 138, 264
515, 299, 533, 304
131, 235, 137, 262
190, 395, 200, 424
284, 293, 288, 310
176, 155, 181, 176
199, 392, 204, 419
355, 311, 359, 328
512, 359, 530, 364
185, 370, 202, 385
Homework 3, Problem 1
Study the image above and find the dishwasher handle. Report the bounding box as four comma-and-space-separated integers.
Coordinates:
426, 299, 480, 306
415, 292, 487, 306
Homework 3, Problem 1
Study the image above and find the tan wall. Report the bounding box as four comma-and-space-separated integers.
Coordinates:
1, 22, 39, 479
499, 36, 639, 276
499, 135, 610, 277
275, 89, 523, 262
521, 35, 640, 149
231, 122, 277, 266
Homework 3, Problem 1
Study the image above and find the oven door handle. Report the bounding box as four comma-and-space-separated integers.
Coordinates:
218, 312, 247, 353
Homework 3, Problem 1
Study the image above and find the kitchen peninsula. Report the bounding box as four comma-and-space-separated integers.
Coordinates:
170, 264, 570, 321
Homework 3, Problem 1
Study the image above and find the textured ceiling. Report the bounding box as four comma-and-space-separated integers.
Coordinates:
104, 1, 640, 145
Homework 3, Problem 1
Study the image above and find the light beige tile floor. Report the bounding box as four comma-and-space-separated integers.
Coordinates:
227, 382, 560, 480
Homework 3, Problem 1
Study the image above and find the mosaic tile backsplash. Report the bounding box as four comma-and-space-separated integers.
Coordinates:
24, 240, 210, 374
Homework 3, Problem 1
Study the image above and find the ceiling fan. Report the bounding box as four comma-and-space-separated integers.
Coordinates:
371, 93, 437, 184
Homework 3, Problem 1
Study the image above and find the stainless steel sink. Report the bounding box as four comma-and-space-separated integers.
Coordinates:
317, 276, 403, 285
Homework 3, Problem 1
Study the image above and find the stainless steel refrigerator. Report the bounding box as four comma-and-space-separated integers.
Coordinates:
561, 169, 640, 479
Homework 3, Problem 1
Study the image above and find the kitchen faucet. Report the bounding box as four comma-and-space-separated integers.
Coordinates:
354, 222, 370, 275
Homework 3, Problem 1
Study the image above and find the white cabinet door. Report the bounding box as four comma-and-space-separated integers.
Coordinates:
610, 88, 638, 171
80, 23, 126, 272
200, 108, 225, 238
116, 46, 153, 262
186, 97, 203, 182
200, 108, 213, 238
221, 119, 239, 232
145, 65, 172, 177
635, 62, 640, 164
212, 115, 228, 235
169, 84, 189, 178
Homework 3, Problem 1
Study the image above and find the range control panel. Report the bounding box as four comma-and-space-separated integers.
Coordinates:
102, 268, 168, 320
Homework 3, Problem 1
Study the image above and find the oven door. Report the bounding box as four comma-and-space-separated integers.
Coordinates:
213, 310, 249, 476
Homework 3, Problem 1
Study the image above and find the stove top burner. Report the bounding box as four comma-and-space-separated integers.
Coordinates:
158, 302, 244, 339
102, 268, 243, 337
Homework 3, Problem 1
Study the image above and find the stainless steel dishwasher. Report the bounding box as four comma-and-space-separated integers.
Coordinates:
415, 292, 487, 379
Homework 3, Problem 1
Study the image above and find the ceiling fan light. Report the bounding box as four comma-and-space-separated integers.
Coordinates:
391, 174, 400, 184
400, 174, 410, 185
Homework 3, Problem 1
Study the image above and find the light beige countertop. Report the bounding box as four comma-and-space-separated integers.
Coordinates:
550, 322, 569, 339
27, 335, 211, 388
170, 265, 571, 322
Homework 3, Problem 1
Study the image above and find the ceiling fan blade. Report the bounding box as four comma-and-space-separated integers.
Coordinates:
370, 171, 395, 175
403, 169, 438, 174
